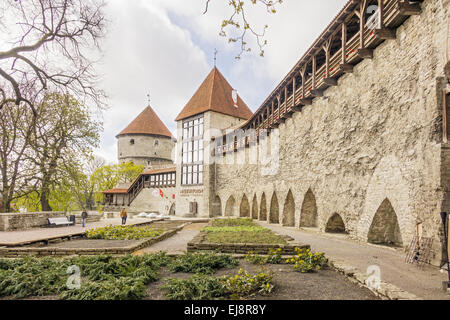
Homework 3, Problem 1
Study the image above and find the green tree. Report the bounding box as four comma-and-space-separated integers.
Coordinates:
91, 162, 144, 204
27, 92, 102, 211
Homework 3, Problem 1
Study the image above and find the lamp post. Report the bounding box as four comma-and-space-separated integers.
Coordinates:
441, 212, 450, 291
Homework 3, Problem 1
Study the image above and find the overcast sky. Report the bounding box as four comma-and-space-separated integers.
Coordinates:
95, 0, 348, 163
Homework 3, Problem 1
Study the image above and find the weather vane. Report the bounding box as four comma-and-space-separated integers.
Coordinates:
214, 49, 218, 67
147, 93, 150, 105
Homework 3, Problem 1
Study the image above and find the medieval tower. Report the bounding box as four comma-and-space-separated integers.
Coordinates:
174, 67, 253, 217
116, 105, 175, 169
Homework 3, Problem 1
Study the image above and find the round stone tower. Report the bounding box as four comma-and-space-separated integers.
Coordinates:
116, 105, 175, 169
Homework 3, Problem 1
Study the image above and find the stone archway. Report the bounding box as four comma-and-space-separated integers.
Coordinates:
269, 192, 279, 224
325, 213, 346, 233
225, 196, 236, 217
300, 188, 318, 227
368, 198, 403, 246
212, 196, 222, 217
239, 195, 250, 217
282, 190, 295, 227
259, 193, 267, 221
251, 195, 258, 219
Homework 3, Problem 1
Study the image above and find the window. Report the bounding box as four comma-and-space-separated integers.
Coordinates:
129, 139, 135, 145
154, 140, 159, 146
182, 115, 204, 185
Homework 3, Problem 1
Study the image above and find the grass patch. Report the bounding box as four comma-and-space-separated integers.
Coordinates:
202, 218, 286, 244
85, 225, 163, 240
211, 218, 255, 227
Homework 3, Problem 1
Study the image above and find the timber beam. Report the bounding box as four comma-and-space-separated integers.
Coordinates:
397, 2, 421, 16
357, 48, 373, 59
324, 77, 338, 86
298, 98, 313, 106
339, 63, 354, 73
310, 89, 324, 97
374, 28, 396, 40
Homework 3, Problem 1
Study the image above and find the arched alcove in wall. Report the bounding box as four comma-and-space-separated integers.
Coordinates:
269, 192, 279, 224
259, 193, 267, 221
225, 196, 236, 217
251, 195, 258, 219
368, 198, 403, 246
282, 190, 295, 227
212, 196, 222, 217
239, 194, 250, 217
325, 213, 346, 233
300, 188, 318, 227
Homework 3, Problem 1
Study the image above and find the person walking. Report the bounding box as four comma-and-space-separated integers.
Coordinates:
81, 209, 88, 228
120, 208, 128, 225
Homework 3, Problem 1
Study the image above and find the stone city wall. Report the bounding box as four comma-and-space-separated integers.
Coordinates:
212, 0, 449, 265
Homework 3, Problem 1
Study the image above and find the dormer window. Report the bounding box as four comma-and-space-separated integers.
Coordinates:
130, 139, 135, 145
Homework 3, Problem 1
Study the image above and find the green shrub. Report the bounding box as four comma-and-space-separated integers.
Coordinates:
0, 253, 170, 299
85, 225, 163, 240
266, 248, 283, 264
162, 269, 275, 300
286, 248, 327, 273
169, 252, 238, 275
162, 275, 227, 300
60, 276, 147, 300
0, 257, 68, 298
223, 268, 274, 298
244, 252, 266, 265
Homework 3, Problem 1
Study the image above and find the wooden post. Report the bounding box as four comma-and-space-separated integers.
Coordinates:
284, 86, 288, 113
277, 94, 281, 121
378, 0, 384, 29
341, 23, 347, 64
292, 75, 296, 108
359, 0, 366, 49
271, 101, 274, 124
312, 55, 316, 90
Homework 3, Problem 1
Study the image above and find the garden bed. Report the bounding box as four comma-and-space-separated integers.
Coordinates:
187, 218, 309, 255
0, 221, 189, 257
0, 251, 378, 300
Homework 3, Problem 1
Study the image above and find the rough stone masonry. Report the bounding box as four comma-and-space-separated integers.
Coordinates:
211, 0, 450, 266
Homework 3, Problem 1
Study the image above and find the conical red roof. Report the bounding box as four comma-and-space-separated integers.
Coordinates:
175, 67, 253, 121
117, 105, 172, 138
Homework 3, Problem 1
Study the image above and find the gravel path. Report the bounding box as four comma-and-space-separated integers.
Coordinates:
135, 223, 208, 255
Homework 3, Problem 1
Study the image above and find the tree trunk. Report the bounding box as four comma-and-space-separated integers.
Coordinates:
40, 190, 52, 211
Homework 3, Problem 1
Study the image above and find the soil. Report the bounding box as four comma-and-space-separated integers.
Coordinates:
146, 260, 379, 300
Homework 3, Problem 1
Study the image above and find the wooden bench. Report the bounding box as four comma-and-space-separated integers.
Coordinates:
47, 217, 74, 227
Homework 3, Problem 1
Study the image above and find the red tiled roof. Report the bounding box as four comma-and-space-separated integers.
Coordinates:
117, 105, 173, 138
175, 67, 253, 121
102, 189, 128, 194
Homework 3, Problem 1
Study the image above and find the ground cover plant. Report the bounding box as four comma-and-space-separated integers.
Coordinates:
0, 252, 267, 300
285, 247, 327, 273
162, 268, 274, 300
0, 252, 171, 300
85, 225, 163, 240
203, 218, 287, 244
245, 248, 284, 265
168, 251, 238, 275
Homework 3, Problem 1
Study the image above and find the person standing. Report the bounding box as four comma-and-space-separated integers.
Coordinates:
120, 208, 127, 225
81, 209, 88, 228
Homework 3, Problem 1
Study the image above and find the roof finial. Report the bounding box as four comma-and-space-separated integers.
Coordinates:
147, 93, 150, 106
214, 49, 218, 67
